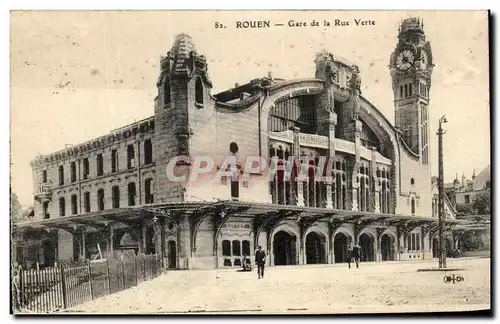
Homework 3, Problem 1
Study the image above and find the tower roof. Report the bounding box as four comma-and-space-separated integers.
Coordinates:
170, 33, 197, 59
400, 17, 424, 34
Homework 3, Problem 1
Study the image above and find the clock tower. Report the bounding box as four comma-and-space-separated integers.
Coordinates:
390, 17, 433, 164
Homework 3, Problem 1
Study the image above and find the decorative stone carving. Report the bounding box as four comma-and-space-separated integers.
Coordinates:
325, 54, 339, 86
348, 65, 362, 121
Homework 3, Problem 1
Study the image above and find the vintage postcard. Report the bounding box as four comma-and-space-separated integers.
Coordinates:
10, 10, 491, 315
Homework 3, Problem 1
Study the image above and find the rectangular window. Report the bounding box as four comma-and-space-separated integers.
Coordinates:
416, 233, 420, 251
43, 201, 50, 219
84, 192, 90, 213
42, 170, 47, 183
464, 195, 470, 204
128, 183, 136, 206
112, 186, 120, 208
127, 145, 135, 169
71, 194, 78, 215
145, 179, 154, 204
96, 154, 104, 176
70, 162, 77, 183
83, 158, 89, 179
111, 149, 119, 173
59, 197, 66, 217
144, 139, 153, 165
97, 189, 105, 211
58, 165, 64, 186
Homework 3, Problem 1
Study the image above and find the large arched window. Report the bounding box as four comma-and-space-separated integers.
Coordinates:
195, 77, 203, 106
269, 144, 295, 206
358, 163, 370, 212
333, 160, 347, 210
268, 96, 316, 134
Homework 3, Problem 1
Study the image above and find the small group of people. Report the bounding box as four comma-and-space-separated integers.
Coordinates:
243, 244, 363, 279
346, 243, 362, 269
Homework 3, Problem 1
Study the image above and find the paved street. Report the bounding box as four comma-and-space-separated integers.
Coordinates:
67, 258, 490, 314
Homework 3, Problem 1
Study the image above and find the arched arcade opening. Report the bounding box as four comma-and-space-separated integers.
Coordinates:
380, 233, 396, 261
273, 230, 297, 266
305, 232, 326, 264
359, 232, 375, 262
333, 232, 351, 263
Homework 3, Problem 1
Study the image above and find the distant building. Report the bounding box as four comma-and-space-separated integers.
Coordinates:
445, 165, 490, 214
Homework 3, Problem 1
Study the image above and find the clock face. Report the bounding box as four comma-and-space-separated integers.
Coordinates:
420, 50, 429, 70
396, 49, 415, 71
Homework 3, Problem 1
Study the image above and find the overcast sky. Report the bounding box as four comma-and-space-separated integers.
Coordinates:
10, 10, 490, 207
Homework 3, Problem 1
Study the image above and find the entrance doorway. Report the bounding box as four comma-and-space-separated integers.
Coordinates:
333, 232, 350, 263
168, 240, 177, 269
380, 234, 395, 261
359, 233, 375, 261
305, 232, 326, 264
273, 231, 297, 265
432, 237, 439, 258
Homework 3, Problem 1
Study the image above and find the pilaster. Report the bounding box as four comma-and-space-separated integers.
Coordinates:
177, 215, 192, 269
325, 113, 337, 209
292, 126, 305, 207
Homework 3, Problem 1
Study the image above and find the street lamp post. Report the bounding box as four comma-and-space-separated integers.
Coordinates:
437, 115, 447, 269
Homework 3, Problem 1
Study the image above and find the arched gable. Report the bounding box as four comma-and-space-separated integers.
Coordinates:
359, 97, 400, 201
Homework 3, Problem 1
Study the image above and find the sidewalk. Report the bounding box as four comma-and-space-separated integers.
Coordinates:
66, 258, 490, 314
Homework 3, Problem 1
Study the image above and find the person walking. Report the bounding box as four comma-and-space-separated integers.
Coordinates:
346, 244, 353, 269
352, 243, 362, 268
255, 246, 266, 279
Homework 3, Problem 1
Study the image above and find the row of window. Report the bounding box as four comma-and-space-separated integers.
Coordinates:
407, 232, 421, 252
55, 179, 154, 217
268, 164, 392, 213
45, 140, 153, 187
419, 81, 429, 99
399, 81, 429, 100
221, 240, 251, 257
399, 83, 413, 99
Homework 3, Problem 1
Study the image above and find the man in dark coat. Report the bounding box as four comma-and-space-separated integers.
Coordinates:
352, 243, 362, 268
255, 245, 266, 279
346, 244, 353, 269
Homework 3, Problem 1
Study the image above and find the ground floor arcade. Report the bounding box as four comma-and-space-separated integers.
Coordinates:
12, 201, 463, 270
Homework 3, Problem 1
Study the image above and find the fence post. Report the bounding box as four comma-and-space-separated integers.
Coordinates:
16, 269, 23, 311
106, 259, 111, 294
87, 260, 94, 300
59, 264, 67, 309
121, 259, 125, 290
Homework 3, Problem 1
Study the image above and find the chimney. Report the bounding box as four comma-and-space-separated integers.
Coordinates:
234, 83, 239, 88
268, 71, 273, 79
